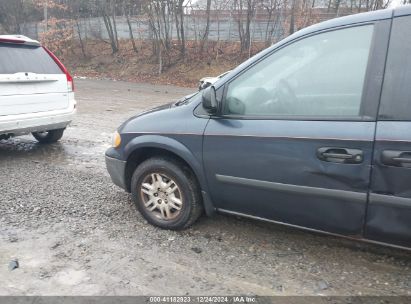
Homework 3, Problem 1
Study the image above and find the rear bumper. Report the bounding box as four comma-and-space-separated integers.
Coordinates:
0, 108, 76, 136
105, 149, 127, 191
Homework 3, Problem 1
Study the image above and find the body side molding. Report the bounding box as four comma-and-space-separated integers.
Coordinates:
370, 193, 411, 209
216, 174, 366, 203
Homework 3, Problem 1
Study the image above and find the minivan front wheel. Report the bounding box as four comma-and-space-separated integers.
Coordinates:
32, 128, 65, 144
131, 157, 203, 230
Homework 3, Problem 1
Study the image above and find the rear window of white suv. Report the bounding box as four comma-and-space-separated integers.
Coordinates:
0, 43, 63, 74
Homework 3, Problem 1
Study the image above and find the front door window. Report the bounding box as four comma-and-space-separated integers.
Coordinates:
224, 25, 374, 118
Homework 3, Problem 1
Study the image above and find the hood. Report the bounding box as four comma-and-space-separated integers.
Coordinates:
118, 102, 173, 132
118, 92, 199, 133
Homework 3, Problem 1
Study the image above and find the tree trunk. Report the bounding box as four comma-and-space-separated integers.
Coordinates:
327, 0, 332, 12
264, 8, 273, 47
235, 0, 245, 52
174, 2, 181, 43
112, 6, 119, 50
159, 45, 163, 75
335, 0, 341, 16
244, 0, 253, 53
200, 0, 212, 53
126, 13, 138, 53
290, 0, 296, 35
75, 19, 86, 58
178, 0, 186, 57
102, 13, 118, 53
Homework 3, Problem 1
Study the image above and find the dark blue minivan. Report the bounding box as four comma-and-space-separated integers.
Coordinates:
106, 7, 411, 250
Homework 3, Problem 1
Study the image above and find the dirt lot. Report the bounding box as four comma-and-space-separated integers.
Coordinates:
0, 79, 410, 296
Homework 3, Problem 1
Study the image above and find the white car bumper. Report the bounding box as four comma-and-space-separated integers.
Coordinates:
0, 107, 76, 136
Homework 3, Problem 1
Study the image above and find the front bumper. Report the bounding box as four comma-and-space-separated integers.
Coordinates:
105, 150, 127, 191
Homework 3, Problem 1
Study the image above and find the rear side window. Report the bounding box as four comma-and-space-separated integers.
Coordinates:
379, 16, 411, 121
0, 43, 63, 74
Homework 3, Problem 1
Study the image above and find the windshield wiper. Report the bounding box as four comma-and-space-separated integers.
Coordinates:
174, 93, 197, 106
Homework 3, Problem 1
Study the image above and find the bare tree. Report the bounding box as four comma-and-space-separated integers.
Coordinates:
261, 0, 283, 46
200, 0, 212, 53
289, 0, 297, 34
124, 0, 138, 53
234, 0, 257, 53
144, 0, 172, 73
100, 0, 119, 53
69, 0, 87, 57
174, 0, 186, 57
0, 0, 41, 34
0, 0, 396, 71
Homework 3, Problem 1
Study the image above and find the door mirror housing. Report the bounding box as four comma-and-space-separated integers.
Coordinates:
202, 86, 218, 113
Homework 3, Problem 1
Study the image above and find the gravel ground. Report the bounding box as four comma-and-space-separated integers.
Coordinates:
0, 79, 410, 296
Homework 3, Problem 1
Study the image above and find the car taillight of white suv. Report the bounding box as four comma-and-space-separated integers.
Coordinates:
0, 35, 76, 144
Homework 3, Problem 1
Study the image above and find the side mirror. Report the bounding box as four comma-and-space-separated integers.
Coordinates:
202, 86, 218, 113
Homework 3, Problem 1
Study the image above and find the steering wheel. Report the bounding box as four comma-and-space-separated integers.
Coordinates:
226, 96, 246, 115
272, 79, 298, 113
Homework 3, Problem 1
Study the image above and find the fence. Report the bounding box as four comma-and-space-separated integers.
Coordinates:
21, 10, 355, 44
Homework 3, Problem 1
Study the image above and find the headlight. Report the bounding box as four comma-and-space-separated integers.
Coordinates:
112, 131, 122, 149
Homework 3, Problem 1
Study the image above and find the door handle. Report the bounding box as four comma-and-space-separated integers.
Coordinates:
317, 147, 364, 164
393, 157, 411, 163
381, 150, 411, 167
321, 152, 354, 159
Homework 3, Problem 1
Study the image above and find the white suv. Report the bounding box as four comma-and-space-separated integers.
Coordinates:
0, 35, 76, 144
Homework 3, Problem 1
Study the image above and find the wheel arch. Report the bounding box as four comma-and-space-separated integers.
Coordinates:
123, 135, 215, 215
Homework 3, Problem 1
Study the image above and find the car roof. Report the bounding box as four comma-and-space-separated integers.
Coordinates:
290, 5, 410, 37
295, 8, 392, 38
0, 35, 40, 47
214, 7, 411, 90
394, 4, 411, 16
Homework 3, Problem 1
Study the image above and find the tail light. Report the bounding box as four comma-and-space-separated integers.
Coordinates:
43, 47, 75, 92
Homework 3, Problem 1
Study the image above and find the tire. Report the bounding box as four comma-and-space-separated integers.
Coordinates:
131, 157, 203, 230
32, 128, 65, 144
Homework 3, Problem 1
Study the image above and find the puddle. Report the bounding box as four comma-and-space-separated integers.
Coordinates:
0, 137, 109, 171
